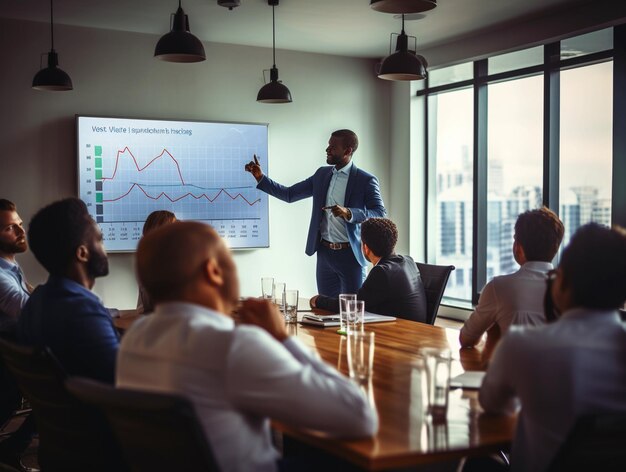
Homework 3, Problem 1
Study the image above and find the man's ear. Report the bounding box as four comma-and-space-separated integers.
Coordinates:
344, 146, 353, 158
204, 257, 224, 287
76, 244, 89, 263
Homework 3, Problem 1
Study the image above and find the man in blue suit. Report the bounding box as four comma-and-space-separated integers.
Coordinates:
245, 129, 386, 297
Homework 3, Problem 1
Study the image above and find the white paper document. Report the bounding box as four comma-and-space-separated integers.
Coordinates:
300, 311, 396, 327
450, 371, 486, 390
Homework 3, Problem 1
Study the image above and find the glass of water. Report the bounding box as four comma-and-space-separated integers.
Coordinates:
283, 289, 299, 324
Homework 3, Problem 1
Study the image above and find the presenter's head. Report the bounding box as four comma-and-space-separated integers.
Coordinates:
28, 198, 108, 288
0, 199, 27, 261
326, 129, 358, 169
137, 221, 239, 315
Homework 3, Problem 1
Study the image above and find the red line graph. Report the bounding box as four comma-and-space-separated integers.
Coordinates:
101, 146, 260, 206
103, 183, 261, 206
102, 146, 186, 184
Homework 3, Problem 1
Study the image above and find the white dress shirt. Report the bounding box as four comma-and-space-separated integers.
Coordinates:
320, 161, 353, 242
116, 302, 378, 472
479, 308, 626, 472
460, 261, 552, 344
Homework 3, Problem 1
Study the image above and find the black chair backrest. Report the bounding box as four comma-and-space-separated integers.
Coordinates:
0, 337, 127, 472
66, 377, 221, 472
416, 262, 455, 325
547, 413, 626, 471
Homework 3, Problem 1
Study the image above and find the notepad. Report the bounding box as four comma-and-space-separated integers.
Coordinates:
300, 312, 396, 327
450, 371, 486, 390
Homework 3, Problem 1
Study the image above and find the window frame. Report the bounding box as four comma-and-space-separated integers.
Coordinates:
417, 25, 626, 308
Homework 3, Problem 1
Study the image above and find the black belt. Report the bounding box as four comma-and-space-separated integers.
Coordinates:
321, 239, 350, 250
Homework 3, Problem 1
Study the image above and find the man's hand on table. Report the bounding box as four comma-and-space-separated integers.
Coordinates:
238, 298, 289, 342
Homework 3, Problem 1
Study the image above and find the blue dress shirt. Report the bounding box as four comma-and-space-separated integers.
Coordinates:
0, 257, 30, 333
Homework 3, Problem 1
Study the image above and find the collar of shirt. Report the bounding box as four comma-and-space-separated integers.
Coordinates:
520, 261, 553, 273
559, 306, 622, 323
0, 257, 19, 272
332, 160, 353, 176
153, 301, 235, 330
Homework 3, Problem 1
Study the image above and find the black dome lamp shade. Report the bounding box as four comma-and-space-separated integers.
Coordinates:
32, 0, 73, 91
155, 0, 206, 63
378, 15, 427, 81
370, 0, 437, 14
257, 0, 292, 104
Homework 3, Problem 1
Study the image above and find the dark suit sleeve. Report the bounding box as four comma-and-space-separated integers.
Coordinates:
315, 295, 340, 313
348, 175, 386, 223
357, 266, 388, 312
256, 174, 315, 203
68, 301, 120, 384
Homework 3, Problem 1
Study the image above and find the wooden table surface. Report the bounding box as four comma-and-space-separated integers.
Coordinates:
113, 309, 515, 470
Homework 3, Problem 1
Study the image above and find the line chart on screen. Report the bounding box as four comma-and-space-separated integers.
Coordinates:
77, 116, 269, 252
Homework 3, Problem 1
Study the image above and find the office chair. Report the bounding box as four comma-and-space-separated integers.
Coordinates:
66, 377, 221, 472
547, 413, 626, 471
0, 338, 127, 472
416, 262, 455, 325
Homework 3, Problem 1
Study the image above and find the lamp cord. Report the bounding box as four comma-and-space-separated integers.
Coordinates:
50, 0, 54, 50
272, 4, 276, 67
401, 13, 405, 35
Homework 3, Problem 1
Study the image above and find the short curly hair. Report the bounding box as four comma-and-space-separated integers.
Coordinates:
515, 207, 564, 262
331, 129, 358, 154
361, 218, 398, 258
28, 198, 95, 275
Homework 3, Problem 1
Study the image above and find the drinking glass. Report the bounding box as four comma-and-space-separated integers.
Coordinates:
273, 282, 286, 309
347, 331, 375, 383
338, 293, 357, 334
420, 348, 452, 418
346, 299, 364, 334
261, 277, 274, 300
283, 289, 299, 324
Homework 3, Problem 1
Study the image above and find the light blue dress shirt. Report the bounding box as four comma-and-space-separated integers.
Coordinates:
0, 257, 30, 332
320, 161, 353, 243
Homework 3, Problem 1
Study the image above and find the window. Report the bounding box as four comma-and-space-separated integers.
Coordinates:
417, 26, 623, 310
428, 88, 473, 303
487, 75, 543, 279
560, 61, 613, 246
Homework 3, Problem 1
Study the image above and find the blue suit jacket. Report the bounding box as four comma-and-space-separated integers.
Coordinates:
17, 276, 120, 384
257, 163, 386, 267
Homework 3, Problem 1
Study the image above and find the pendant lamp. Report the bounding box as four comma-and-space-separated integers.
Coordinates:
155, 0, 206, 63
378, 15, 427, 81
370, 0, 437, 13
32, 0, 73, 91
257, 0, 292, 104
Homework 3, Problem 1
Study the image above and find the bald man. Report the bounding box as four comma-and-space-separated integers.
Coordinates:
116, 222, 377, 472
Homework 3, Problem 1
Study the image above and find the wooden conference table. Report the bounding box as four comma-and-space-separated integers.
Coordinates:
114, 309, 515, 471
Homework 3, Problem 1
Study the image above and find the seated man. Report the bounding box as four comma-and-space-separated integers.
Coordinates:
17, 198, 119, 384
310, 217, 427, 323
0, 199, 36, 472
117, 221, 378, 472
479, 223, 626, 472
460, 207, 564, 360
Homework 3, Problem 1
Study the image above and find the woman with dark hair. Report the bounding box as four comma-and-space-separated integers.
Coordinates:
136, 210, 176, 314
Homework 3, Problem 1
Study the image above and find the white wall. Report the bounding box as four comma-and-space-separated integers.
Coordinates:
0, 18, 391, 308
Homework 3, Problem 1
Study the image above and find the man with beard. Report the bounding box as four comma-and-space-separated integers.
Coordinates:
17, 198, 119, 384
0, 199, 31, 334
245, 129, 386, 297
0, 199, 36, 472
117, 222, 377, 472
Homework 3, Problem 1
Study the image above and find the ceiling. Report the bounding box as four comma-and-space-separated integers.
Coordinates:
0, 0, 603, 59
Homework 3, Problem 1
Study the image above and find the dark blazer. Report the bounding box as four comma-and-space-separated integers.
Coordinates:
316, 254, 427, 323
17, 276, 120, 384
256, 163, 386, 267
